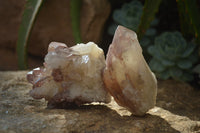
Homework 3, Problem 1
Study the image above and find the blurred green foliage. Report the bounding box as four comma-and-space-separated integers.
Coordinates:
109, 0, 200, 82
177, 0, 200, 44
108, 0, 143, 34
148, 32, 198, 81
137, 0, 162, 40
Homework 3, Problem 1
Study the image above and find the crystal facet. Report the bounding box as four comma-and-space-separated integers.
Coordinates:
103, 26, 157, 116
27, 42, 111, 107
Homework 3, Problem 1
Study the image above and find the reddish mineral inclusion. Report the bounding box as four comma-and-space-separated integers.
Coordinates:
103, 26, 157, 116
27, 42, 111, 107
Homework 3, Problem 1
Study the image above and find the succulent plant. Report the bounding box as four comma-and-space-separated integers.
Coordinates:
108, 0, 143, 35
108, 0, 158, 52
148, 31, 198, 81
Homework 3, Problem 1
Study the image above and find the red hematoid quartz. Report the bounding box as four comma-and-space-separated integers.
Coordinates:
103, 26, 157, 116
27, 42, 111, 107
27, 25, 157, 116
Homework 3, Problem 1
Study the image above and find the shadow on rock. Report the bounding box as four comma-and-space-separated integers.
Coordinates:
157, 80, 200, 121
40, 104, 179, 133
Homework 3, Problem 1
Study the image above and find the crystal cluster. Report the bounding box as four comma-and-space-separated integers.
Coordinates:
27, 42, 111, 107
103, 26, 157, 116
27, 26, 157, 116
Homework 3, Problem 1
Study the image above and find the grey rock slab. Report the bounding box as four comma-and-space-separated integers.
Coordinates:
0, 71, 200, 133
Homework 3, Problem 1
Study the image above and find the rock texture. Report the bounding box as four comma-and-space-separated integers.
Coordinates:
0, 49, 43, 71
27, 42, 110, 107
104, 26, 157, 116
0, 0, 110, 70
80, 0, 110, 44
1, 71, 200, 133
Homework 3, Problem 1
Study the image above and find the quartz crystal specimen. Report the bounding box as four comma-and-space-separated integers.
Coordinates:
103, 26, 157, 116
27, 42, 111, 107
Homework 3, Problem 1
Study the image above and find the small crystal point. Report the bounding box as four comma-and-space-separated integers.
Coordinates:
103, 26, 157, 116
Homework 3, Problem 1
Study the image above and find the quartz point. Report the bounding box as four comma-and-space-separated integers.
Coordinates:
27, 42, 111, 107
103, 26, 157, 116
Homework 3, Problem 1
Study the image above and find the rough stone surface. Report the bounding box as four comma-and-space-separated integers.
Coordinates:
0, 49, 43, 71
0, 0, 110, 70
1, 71, 200, 133
104, 26, 157, 116
80, 0, 110, 44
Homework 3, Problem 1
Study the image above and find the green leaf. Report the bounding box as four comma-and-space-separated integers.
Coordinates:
145, 28, 156, 37
147, 46, 158, 56
177, 0, 194, 37
16, 0, 43, 70
182, 42, 196, 58
147, 45, 164, 61
157, 70, 170, 80
149, 58, 165, 72
181, 0, 200, 44
160, 59, 175, 67
70, 0, 82, 43
169, 67, 183, 79
177, 59, 192, 69
180, 72, 194, 81
140, 36, 151, 47
137, 0, 162, 39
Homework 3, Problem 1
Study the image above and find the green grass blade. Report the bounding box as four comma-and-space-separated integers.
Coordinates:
70, 0, 82, 43
183, 0, 200, 44
177, 0, 194, 37
137, 0, 162, 39
16, 0, 43, 70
